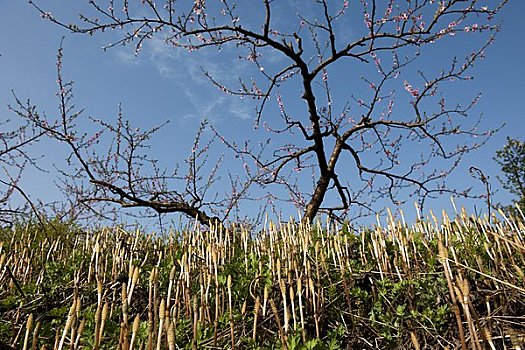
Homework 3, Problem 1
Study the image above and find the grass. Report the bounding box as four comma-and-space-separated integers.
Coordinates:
0, 208, 524, 349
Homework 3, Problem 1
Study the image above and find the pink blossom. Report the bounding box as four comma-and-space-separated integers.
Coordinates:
404, 80, 419, 97
387, 100, 394, 114
384, 4, 392, 18
465, 23, 479, 32
276, 94, 285, 113
364, 13, 372, 28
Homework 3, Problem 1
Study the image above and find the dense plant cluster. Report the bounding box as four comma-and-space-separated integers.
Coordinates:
1, 210, 524, 349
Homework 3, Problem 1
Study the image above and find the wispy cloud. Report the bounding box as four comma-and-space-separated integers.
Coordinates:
180, 88, 228, 124
112, 29, 263, 125
114, 49, 142, 65
229, 98, 254, 121
145, 36, 183, 79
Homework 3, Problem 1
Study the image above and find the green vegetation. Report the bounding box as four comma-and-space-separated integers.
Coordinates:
495, 137, 525, 217
0, 210, 524, 349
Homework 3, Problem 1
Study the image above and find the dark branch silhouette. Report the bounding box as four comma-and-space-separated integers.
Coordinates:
23, 0, 507, 224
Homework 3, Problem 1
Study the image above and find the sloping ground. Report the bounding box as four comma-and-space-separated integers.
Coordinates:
0, 210, 524, 349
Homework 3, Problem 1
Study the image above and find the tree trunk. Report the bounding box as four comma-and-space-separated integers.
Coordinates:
302, 174, 331, 224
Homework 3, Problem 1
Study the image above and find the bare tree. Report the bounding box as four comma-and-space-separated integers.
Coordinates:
12, 43, 248, 226
25, 0, 507, 225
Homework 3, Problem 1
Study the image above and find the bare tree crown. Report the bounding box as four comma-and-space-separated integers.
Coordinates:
19, 0, 507, 225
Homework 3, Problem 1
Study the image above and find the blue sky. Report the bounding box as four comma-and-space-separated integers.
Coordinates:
1, 1, 524, 225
